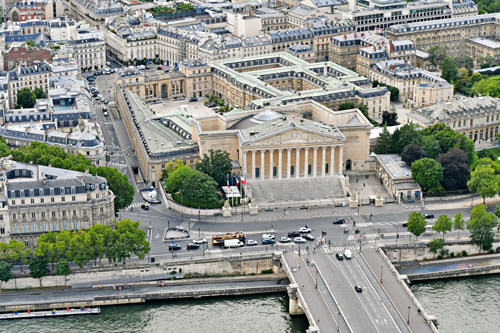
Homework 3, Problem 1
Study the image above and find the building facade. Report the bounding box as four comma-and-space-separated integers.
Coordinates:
0, 158, 115, 247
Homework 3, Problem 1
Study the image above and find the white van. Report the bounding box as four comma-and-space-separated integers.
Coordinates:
224, 239, 243, 248
343, 249, 352, 259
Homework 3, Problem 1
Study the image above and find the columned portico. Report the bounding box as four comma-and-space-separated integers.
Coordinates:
321, 147, 326, 176
251, 150, 256, 179
304, 148, 309, 178
331, 146, 335, 175
287, 149, 291, 179
260, 150, 265, 179
338, 147, 343, 174
269, 149, 274, 179
278, 149, 283, 179
295, 148, 300, 179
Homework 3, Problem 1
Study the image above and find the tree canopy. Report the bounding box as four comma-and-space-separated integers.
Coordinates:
16, 87, 36, 109
401, 144, 425, 167
441, 56, 458, 83
407, 212, 427, 239
165, 165, 220, 205
381, 111, 399, 126
468, 163, 500, 203
29, 256, 49, 283
427, 238, 444, 258
428, 45, 448, 67
467, 204, 498, 252
433, 214, 452, 240
437, 148, 470, 191
0, 261, 13, 287
196, 149, 232, 187
411, 158, 444, 193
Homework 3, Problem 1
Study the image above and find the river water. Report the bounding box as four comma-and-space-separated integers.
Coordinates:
0, 294, 308, 333
410, 275, 500, 333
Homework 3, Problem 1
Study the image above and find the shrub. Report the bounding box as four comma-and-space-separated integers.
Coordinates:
437, 255, 443, 259
496, 247, 500, 253
260, 269, 273, 274
450, 252, 455, 258
489, 249, 495, 254
462, 250, 468, 257
170, 270, 177, 275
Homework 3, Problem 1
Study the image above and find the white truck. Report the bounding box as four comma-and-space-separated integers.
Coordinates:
224, 239, 243, 248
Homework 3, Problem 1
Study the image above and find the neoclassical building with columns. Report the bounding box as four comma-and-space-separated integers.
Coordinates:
193, 100, 374, 200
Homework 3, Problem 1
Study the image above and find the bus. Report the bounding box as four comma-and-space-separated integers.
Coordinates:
212, 232, 246, 246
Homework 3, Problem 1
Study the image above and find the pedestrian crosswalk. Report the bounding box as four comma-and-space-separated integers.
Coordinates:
299, 245, 357, 256
108, 162, 128, 168
127, 202, 142, 209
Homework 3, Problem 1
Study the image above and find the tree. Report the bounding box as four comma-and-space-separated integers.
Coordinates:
162, 159, 184, 180
427, 238, 444, 258
374, 126, 396, 154
96, 166, 134, 212
441, 57, 458, 83
165, 165, 195, 193
411, 158, 444, 193
495, 206, 500, 219
467, 205, 498, 252
7, 240, 31, 272
0, 261, 13, 289
112, 219, 151, 264
454, 212, 465, 239
34, 232, 58, 269
387, 86, 399, 102
401, 144, 425, 166
407, 212, 427, 240
16, 87, 36, 108
182, 170, 219, 203
196, 149, 232, 187
433, 215, 453, 240
421, 136, 441, 159
33, 88, 46, 99
29, 256, 49, 286
392, 123, 422, 154
428, 45, 448, 67
468, 164, 500, 203
437, 148, 469, 191
454, 56, 474, 69
176, 3, 194, 12
381, 111, 398, 126
56, 259, 70, 287
339, 102, 356, 110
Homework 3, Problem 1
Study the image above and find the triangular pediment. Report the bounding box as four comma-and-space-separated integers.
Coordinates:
243, 126, 344, 147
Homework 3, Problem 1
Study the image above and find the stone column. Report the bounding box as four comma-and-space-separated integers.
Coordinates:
313, 147, 318, 177
251, 150, 256, 179
331, 146, 335, 175
278, 149, 283, 179
269, 149, 274, 179
304, 148, 309, 178
295, 148, 300, 178
261, 150, 265, 180
321, 146, 326, 176
339, 146, 343, 174
287, 149, 291, 179
242, 150, 247, 176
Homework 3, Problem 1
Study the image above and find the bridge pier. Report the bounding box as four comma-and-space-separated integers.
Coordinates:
287, 284, 304, 315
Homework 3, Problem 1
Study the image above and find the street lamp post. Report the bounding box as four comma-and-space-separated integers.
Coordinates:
198, 228, 201, 238
407, 306, 411, 325
315, 267, 318, 289
380, 265, 383, 284
148, 222, 152, 263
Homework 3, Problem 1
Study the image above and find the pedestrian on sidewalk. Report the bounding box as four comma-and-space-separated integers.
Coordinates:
298, 264, 301, 270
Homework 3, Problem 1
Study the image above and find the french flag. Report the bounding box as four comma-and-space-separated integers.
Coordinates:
227, 178, 230, 189
240, 176, 246, 185
235, 176, 239, 186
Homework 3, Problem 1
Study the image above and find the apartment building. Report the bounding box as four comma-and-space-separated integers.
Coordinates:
0, 158, 115, 247
8, 60, 52, 106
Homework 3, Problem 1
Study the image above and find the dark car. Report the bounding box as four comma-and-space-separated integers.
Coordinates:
146, 65, 150, 69
336, 253, 344, 260
354, 285, 363, 293
207, 102, 217, 108
304, 234, 315, 241
424, 214, 435, 219
288, 231, 300, 238
141, 204, 150, 210
187, 243, 200, 250
157, 66, 162, 70
262, 238, 275, 245
169, 244, 181, 251
333, 218, 345, 224
189, 97, 198, 102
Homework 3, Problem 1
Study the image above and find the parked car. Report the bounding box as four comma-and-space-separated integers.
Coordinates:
336, 253, 344, 260
424, 214, 435, 219
103, 99, 109, 105
293, 237, 306, 244
207, 102, 217, 108
354, 285, 363, 293
304, 234, 315, 241
279, 237, 292, 243
298, 227, 311, 233
157, 66, 163, 70
262, 238, 275, 245
193, 238, 207, 244
169, 244, 181, 251
137, 65, 145, 70
262, 234, 275, 240
288, 231, 300, 238
187, 243, 200, 250
189, 97, 198, 102
145, 65, 150, 70
333, 218, 345, 224
246, 240, 258, 246
141, 203, 150, 210
344, 249, 352, 259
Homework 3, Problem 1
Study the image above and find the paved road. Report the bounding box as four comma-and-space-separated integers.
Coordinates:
362, 248, 433, 333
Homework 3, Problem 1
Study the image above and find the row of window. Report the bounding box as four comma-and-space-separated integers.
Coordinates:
11, 220, 91, 234
10, 208, 90, 220
11, 195, 78, 205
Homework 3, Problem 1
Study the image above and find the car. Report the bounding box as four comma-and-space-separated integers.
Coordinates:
187, 243, 200, 250
354, 285, 363, 293
189, 97, 198, 102
344, 249, 352, 259
288, 231, 300, 238
137, 65, 145, 70
193, 238, 207, 244
336, 253, 344, 260
424, 214, 435, 219
262, 234, 275, 240
402, 222, 408, 227
164, 69, 170, 73
157, 66, 162, 70
103, 111, 108, 117
92, 92, 98, 98
103, 99, 109, 105
246, 240, 258, 246
298, 227, 311, 233
141, 203, 150, 210
262, 238, 275, 245
294, 237, 307, 244
106, 61, 111, 67
279, 237, 292, 243
105, 154, 110, 161
333, 218, 345, 224
146, 65, 150, 70
168, 244, 181, 251
304, 234, 315, 241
